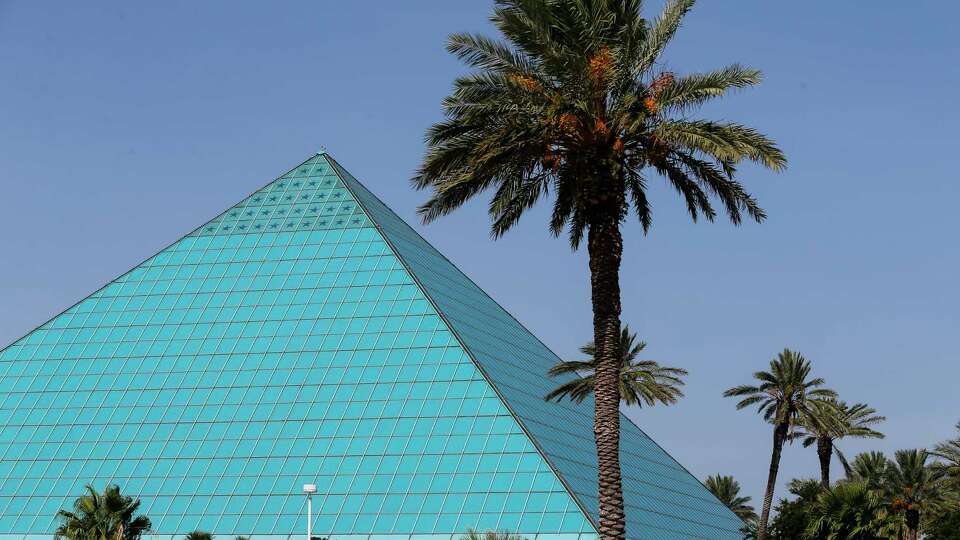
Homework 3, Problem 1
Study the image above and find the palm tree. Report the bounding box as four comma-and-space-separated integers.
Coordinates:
847, 451, 889, 491
414, 3, 785, 537
723, 349, 835, 540
544, 325, 686, 406
704, 474, 757, 522
185, 533, 213, 540
796, 400, 885, 488
884, 449, 949, 540
804, 481, 899, 540
54, 484, 152, 540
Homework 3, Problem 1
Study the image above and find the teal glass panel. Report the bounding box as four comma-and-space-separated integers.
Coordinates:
334, 157, 744, 539
0, 155, 594, 538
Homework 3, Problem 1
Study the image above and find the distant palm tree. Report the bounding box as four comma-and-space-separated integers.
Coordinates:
885, 449, 951, 540
724, 349, 836, 540
796, 399, 885, 488
414, 1, 785, 537
185, 532, 213, 540
545, 325, 686, 406
54, 484, 151, 540
884, 449, 949, 540
933, 421, 960, 486
805, 481, 899, 540
847, 451, 889, 491
704, 474, 757, 522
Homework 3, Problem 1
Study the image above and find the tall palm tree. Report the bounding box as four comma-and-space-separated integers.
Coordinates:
804, 481, 899, 540
796, 400, 886, 488
413, 2, 785, 537
54, 484, 152, 540
704, 474, 757, 522
847, 451, 889, 491
544, 325, 686, 406
884, 449, 949, 540
185, 533, 213, 540
723, 349, 835, 540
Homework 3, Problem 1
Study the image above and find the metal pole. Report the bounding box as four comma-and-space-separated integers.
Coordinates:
306, 494, 312, 540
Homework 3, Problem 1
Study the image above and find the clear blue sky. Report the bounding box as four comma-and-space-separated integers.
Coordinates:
1, 1, 957, 507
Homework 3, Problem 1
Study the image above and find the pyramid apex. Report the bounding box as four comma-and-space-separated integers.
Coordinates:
316, 146, 327, 156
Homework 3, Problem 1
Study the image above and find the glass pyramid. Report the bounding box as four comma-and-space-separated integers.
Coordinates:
0, 154, 743, 540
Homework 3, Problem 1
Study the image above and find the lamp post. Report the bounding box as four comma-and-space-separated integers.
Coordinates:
303, 483, 317, 540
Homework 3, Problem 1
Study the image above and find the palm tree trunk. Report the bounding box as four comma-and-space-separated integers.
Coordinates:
906, 509, 919, 540
587, 210, 625, 540
817, 437, 832, 488
757, 422, 788, 540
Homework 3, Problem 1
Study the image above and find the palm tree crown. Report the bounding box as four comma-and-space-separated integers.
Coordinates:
795, 399, 885, 487
54, 484, 152, 540
544, 325, 686, 406
414, 0, 785, 242
847, 451, 890, 491
724, 349, 836, 426
704, 474, 757, 522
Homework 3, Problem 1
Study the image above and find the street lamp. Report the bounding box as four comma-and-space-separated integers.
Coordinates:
303, 483, 317, 540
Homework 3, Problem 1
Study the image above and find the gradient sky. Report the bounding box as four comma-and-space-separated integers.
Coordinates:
1, 0, 958, 509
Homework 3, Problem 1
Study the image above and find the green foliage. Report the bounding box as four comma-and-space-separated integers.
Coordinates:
847, 451, 890, 491
705, 474, 757, 522
544, 325, 687, 406
926, 511, 960, 540
185, 532, 213, 540
54, 484, 152, 540
804, 481, 899, 540
460, 530, 526, 540
768, 479, 822, 540
933, 421, 960, 487
414, 0, 785, 245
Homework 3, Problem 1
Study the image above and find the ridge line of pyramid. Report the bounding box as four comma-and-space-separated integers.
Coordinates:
323, 153, 601, 534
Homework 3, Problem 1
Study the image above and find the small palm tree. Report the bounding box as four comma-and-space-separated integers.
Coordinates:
54, 484, 152, 540
185, 532, 213, 540
414, 2, 785, 537
847, 451, 890, 491
796, 399, 885, 488
804, 481, 899, 540
704, 474, 757, 522
724, 349, 836, 540
545, 325, 686, 406
884, 449, 949, 540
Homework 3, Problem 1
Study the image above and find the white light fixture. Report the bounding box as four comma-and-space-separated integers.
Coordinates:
303, 483, 318, 540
